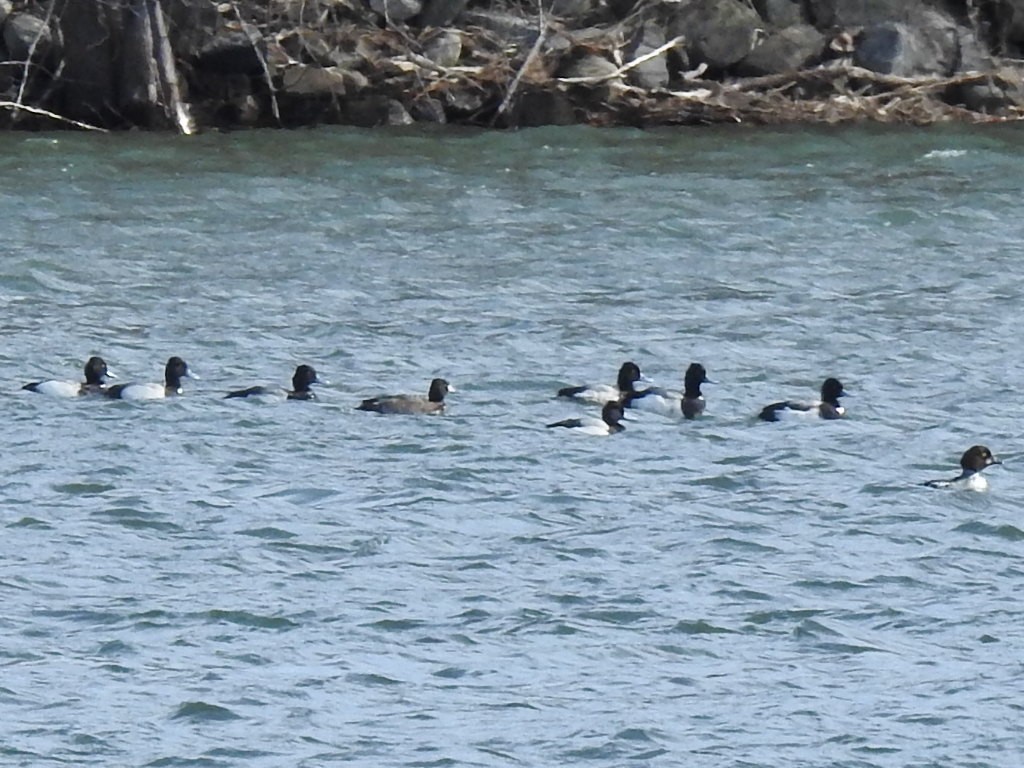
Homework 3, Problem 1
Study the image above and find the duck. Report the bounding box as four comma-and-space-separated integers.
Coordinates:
557, 361, 644, 404
225, 364, 320, 401
23, 356, 114, 397
624, 362, 713, 418
356, 378, 453, 414
681, 363, 713, 419
924, 445, 1001, 491
758, 377, 847, 422
547, 400, 626, 435
105, 356, 194, 400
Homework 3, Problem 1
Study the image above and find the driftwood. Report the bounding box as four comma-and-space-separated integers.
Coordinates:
492, 7, 550, 125
4, 0, 1024, 130
12, 0, 55, 124
0, 100, 107, 131
555, 35, 685, 85
726, 63, 1024, 94
228, 0, 280, 125
148, 0, 195, 134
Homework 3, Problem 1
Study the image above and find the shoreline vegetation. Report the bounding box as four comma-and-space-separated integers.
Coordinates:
5, 0, 1024, 133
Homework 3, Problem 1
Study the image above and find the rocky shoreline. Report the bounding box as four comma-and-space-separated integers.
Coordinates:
4, 0, 1024, 132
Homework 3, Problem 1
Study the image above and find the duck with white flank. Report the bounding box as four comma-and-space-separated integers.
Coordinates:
924, 446, 1001, 491
625, 362, 714, 419
557, 361, 644, 405
546, 400, 625, 436
105, 356, 195, 400
758, 377, 847, 422
23, 356, 114, 397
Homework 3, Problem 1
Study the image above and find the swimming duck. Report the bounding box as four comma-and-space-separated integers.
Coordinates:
758, 377, 847, 422
924, 445, 1001, 491
557, 361, 644, 404
356, 378, 452, 414
226, 364, 320, 401
105, 356, 194, 400
681, 363, 712, 419
23, 356, 113, 397
625, 362, 713, 418
546, 400, 626, 435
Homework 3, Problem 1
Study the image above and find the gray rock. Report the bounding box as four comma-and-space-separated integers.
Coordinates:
549, 0, 607, 24
853, 10, 959, 78
387, 100, 414, 125
561, 54, 620, 81
418, 0, 468, 28
957, 25, 993, 73
280, 65, 348, 95
443, 86, 485, 115
952, 81, 1016, 115
670, 0, 763, 73
423, 29, 462, 67
989, 0, 1024, 54
344, 96, 393, 126
193, 33, 266, 76
409, 96, 447, 123
752, 0, 804, 28
460, 10, 538, 45
164, 0, 220, 60
510, 88, 576, 127
278, 29, 334, 66
4, 13, 56, 62
737, 24, 826, 76
370, 0, 422, 24
626, 20, 674, 90
805, 0, 924, 28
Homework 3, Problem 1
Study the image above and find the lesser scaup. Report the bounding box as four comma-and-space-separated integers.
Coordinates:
547, 400, 625, 435
105, 356, 194, 400
23, 356, 113, 397
681, 363, 713, 419
356, 378, 453, 414
924, 445, 1001, 491
624, 362, 714, 418
557, 361, 644, 404
226, 364, 320, 401
758, 377, 847, 422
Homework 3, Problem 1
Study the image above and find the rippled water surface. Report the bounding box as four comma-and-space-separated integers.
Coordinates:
3, 125, 1024, 767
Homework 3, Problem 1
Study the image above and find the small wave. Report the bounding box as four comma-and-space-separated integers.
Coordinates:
672, 619, 735, 634
921, 149, 968, 160
954, 521, 1024, 541
170, 701, 241, 722
203, 610, 298, 630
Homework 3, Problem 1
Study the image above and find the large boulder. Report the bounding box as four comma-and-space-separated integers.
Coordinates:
982, 0, 1024, 55
418, 0, 468, 28
805, 0, 926, 28
422, 29, 462, 67
853, 10, 960, 78
625, 20, 675, 90
669, 0, 763, 74
737, 24, 826, 76
193, 32, 267, 76
369, 0, 422, 24
752, 0, 804, 28
56, 1, 118, 123
4, 13, 58, 62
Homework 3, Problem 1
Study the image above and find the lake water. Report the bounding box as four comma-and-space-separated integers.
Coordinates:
2, 125, 1023, 767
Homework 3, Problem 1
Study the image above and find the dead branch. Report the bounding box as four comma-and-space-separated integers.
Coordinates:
555, 35, 685, 85
0, 101, 108, 131
13, 0, 55, 122
492, 6, 550, 125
